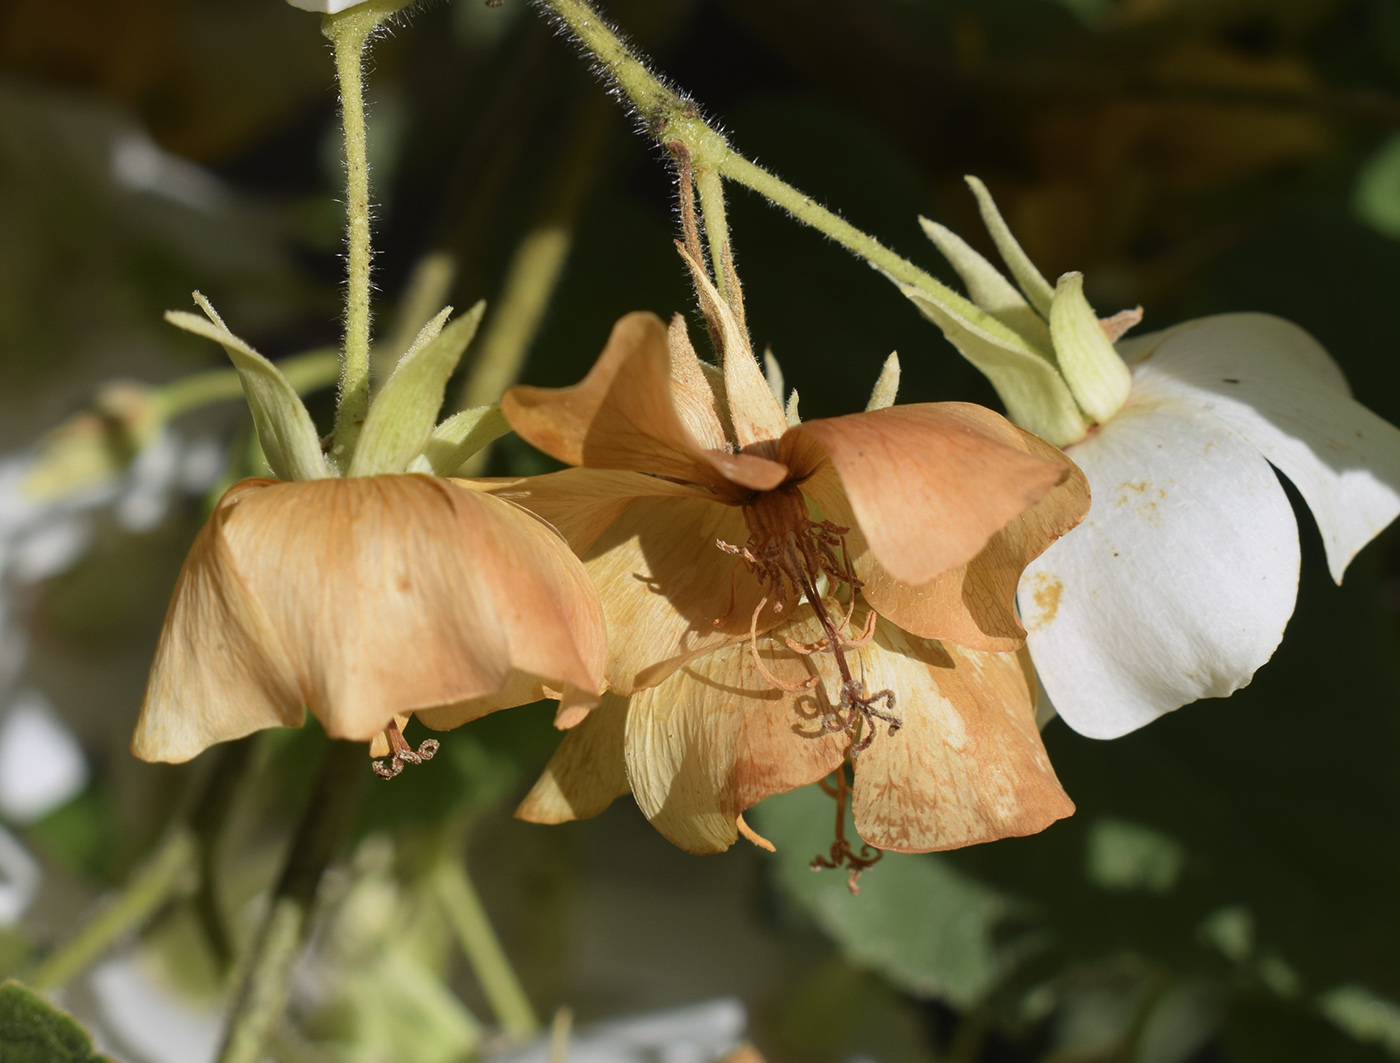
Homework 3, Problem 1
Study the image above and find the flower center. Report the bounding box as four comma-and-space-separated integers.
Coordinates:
719, 485, 900, 755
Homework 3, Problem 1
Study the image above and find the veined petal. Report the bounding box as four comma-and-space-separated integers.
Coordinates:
804, 434, 1089, 651
1018, 393, 1299, 739
787, 403, 1069, 586
501, 312, 786, 493
132, 480, 303, 763
1122, 313, 1400, 584
580, 494, 777, 694
515, 694, 631, 824
625, 607, 848, 854
223, 476, 601, 741
849, 617, 1072, 852
473, 467, 710, 555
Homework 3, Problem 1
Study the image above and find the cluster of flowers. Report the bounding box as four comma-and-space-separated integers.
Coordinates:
129, 181, 1400, 873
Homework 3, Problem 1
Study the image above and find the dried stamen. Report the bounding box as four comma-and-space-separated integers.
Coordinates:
721, 485, 900, 753
810, 768, 882, 894
372, 717, 440, 780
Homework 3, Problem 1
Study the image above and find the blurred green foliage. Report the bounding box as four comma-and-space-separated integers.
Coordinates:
5, 0, 1400, 1061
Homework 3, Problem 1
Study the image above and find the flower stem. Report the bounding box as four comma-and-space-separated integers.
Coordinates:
323, 2, 399, 467
533, 0, 1000, 332
24, 738, 257, 992
215, 740, 367, 1063
436, 856, 540, 1041
694, 166, 730, 300
26, 827, 197, 993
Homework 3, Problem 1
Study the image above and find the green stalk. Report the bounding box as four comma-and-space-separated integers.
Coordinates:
436, 857, 540, 1041
215, 740, 367, 1063
535, 0, 1007, 336
693, 166, 730, 301
323, 1, 401, 466
26, 828, 197, 993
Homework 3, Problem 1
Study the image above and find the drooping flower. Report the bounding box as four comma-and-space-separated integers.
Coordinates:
131, 295, 606, 772
490, 245, 1089, 857
904, 178, 1400, 738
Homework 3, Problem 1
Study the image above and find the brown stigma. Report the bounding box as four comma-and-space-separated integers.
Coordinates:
372, 717, 440, 780
718, 484, 900, 756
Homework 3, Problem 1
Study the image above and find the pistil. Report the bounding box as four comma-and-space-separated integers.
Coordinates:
721, 486, 900, 754
371, 717, 440, 780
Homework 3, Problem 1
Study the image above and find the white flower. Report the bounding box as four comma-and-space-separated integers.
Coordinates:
903, 179, 1400, 738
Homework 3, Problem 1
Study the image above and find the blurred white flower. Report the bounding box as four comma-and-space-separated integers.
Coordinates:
0, 691, 88, 823
89, 952, 223, 1063
0, 824, 40, 925
491, 998, 747, 1063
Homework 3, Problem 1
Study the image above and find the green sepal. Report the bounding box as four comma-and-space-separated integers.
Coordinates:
901, 284, 1089, 447
349, 301, 486, 477
166, 295, 331, 481
965, 176, 1056, 319
0, 979, 118, 1063
1049, 272, 1132, 424
865, 352, 901, 411
406, 404, 511, 476
919, 216, 1054, 357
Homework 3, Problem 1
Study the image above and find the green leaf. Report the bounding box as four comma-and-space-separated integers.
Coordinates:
919, 216, 1054, 355
864, 352, 900, 411
1049, 271, 1132, 423
405, 405, 511, 476
166, 295, 330, 481
901, 284, 1089, 446
751, 786, 1021, 1007
349, 301, 486, 477
0, 980, 115, 1063
965, 175, 1056, 317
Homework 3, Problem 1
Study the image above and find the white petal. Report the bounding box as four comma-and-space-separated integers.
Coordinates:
1122, 313, 1400, 583
1018, 393, 1298, 738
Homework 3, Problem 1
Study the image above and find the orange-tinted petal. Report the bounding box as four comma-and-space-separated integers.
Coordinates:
501, 311, 786, 493
804, 433, 1089, 651
625, 606, 848, 854
469, 467, 707, 555
849, 617, 1073, 853
132, 479, 303, 763
786, 403, 1067, 586
514, 694, 631, 824
581, 493, 778, 694
224, 476, 602, 741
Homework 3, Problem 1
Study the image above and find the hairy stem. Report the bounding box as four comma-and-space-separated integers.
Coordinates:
693, 166, 730, 300
215, 740, 367, 1063
324, 2, 399, 466
534, 0, 1001, 333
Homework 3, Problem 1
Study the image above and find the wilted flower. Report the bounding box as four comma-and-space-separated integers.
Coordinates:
494, 247, 1088, 858
906, 178, 1400, 738
131, 296, 606, 772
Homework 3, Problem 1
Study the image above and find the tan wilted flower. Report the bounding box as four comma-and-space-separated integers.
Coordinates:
130, 295, 606, 773
495, 246, 1089, 860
